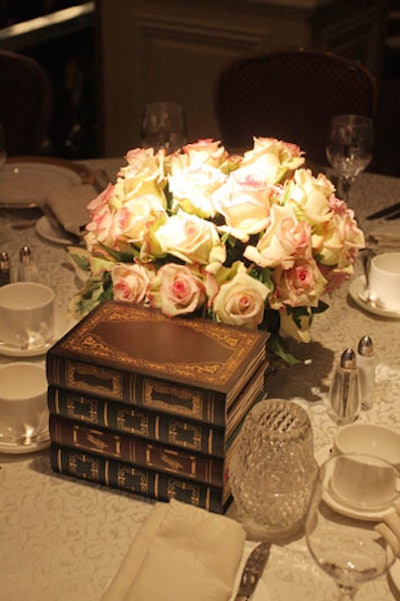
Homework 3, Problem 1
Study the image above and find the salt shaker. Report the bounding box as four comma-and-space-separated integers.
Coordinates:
17, 246, 39, 282
0, 251, 11, 286
357, 335, 376, 411
328, 348, 361, 425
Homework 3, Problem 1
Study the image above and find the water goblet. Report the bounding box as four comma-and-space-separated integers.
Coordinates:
326, 114, 373, 201
140, 101, 187, 153
305, 452, 400, 600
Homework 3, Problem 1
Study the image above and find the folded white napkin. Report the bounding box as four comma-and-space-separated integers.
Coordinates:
368, 223, 400, 249
101, 499, 246, 601
45, 183, 97, 236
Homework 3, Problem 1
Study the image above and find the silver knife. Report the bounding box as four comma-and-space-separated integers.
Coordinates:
234, 541, 271, 601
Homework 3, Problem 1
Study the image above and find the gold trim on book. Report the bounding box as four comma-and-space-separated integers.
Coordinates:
66, 360, 123, 399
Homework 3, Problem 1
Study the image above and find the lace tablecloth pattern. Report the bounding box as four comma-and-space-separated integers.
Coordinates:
1, 163, 400, 601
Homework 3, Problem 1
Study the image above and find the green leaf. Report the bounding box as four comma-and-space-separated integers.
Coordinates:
267, 334, 302, 365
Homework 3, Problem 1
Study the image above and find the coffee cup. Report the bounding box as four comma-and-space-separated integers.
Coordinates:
368, 252, 400, 311
333, 423, 400, 465
0, 282, 55, 349
0, 362, 48, 444
329, 452, 399, 511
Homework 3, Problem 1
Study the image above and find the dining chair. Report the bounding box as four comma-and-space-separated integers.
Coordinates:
214, 48, 378, 167
0, 49, 53, 156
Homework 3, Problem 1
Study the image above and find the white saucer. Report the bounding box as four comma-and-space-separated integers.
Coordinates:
348, 275, 400, 319
315, 446, 395, 521
390, 558, 400, 592
35, 215, 77, 245
0, 430, 50, 454
0, 336, 56, 358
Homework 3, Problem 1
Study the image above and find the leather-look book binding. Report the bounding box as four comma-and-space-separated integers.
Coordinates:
49, 414, 226, 487
51, 444, 231, 513
47, 361, 266, 451
46, 301, 269, 417
48, 385, 226, 457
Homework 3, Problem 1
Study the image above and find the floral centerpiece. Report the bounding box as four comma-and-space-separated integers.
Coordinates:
68, 137, 365, 362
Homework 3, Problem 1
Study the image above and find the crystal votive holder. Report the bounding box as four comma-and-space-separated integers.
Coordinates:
229, 398, 318, 541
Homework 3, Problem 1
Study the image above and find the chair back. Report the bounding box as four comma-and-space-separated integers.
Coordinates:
0, 49, 52, 156
214, 48, 378, 166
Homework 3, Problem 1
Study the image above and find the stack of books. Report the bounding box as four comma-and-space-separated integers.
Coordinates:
46, 301, 269, 513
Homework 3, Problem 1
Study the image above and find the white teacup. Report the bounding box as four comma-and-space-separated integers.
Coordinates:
0, 282, 55, 349
333, 423, 400, 466
329, 452, 399, 511
0, 362, 48, 443
368, 252, 400, 311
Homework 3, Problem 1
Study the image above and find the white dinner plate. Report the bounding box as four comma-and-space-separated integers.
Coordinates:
348, 275, 400, 319
0, 429, 50, 455
0, 160, 82, 208
315, 446, 396, 521
35, 215, 77, 245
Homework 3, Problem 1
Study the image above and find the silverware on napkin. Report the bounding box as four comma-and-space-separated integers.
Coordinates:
234, 542, 271, 601
366, 202, 400, 220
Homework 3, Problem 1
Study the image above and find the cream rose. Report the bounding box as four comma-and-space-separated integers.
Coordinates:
149, 263, 206, 317
168, 163, 226, 218
112, 194, 167, 247
285, 169, 334, 225
154, 210, 226, 267
111, 263, 153, 304
313, 211, 365, 268
244, 204, 312, 269
213, 263, 270, 329
241, 137, 305, 184
213, 168, 281, 241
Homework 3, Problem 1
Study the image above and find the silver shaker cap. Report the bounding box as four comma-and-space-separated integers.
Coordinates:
340, 348, 356, 369
358, 335, 374, 357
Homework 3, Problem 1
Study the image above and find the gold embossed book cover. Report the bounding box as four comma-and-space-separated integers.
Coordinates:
47, 301, 268, 411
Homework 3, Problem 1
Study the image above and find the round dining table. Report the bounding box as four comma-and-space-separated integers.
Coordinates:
1, 156, 400, 601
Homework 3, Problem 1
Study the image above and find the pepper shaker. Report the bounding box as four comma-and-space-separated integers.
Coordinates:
357, 335, 376, 411
0, 251, 11, 286
328, 348, 361, 425
17, 246, 39, 282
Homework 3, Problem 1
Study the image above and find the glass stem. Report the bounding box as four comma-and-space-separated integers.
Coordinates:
337, 176, 352, 202
337, 584, 357, 600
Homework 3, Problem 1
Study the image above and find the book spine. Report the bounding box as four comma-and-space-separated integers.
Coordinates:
50, 444, 228, 514
47, 386, 226, 458
49, 414, 224, 487
46, 354, 226, 426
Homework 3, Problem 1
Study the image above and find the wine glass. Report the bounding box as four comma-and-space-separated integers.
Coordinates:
326, 114, 373, 201
140, 101, 187, 153
305, 453, 399, 600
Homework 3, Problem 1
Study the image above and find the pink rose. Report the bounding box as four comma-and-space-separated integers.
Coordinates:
213, 263, 270, 329
148, 263, 206, 317
269, 258, 327, 310
111, 263, 153, 304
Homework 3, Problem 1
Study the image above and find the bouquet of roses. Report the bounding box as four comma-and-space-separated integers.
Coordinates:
68, 137, 365, 362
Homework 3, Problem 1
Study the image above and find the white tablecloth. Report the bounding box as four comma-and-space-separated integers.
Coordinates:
1, 160, 400, 601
